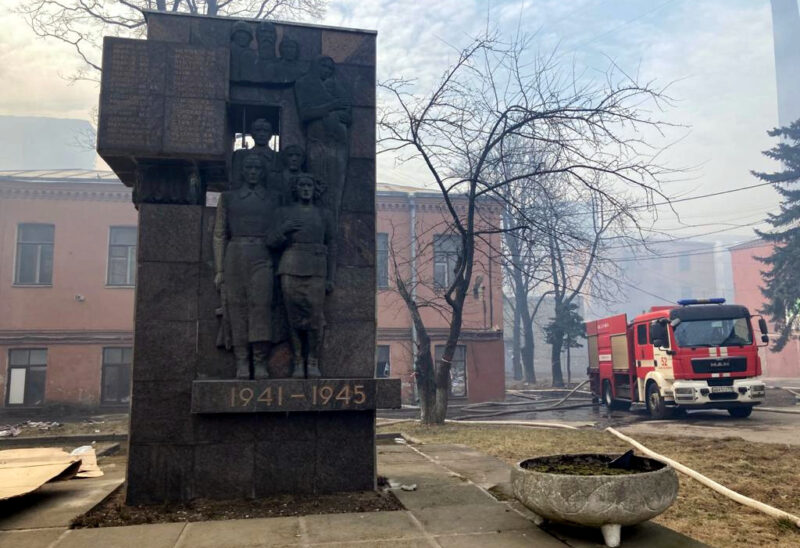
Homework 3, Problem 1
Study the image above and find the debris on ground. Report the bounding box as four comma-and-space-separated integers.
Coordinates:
0, 448, 81, 500
71, 446, 104, 478
400, 484, 417, 491
0, 420, 63, 438
0, 426, 21, 438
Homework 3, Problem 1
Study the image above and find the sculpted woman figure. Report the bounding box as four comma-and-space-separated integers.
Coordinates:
274, 173, 336, 378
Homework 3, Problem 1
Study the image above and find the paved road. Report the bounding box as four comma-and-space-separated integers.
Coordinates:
378, 387, 800, 445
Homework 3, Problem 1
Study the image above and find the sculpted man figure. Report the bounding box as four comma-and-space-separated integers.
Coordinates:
279, 144, 307, 200
275, 173, 336, 378
294, 56, 352, 223
213, 152, 295, 379
255, 21, 278, 82
230, 21, 256, 81
231, 118, 279, 190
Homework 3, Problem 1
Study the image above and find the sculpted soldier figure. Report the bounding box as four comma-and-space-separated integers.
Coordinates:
275, 173, 336, 378
294, 56, 352, 223
279, 144, 308, 200
230, 21, 256, 81
231, 118, 279, 190
254, 22, 278, 82
214, 152, 296, 379
276, 38, 305, 83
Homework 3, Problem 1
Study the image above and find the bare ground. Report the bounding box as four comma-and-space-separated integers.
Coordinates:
381, 423, 800, 548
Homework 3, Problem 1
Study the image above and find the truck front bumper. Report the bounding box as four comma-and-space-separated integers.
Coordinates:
668, 379, 766, 408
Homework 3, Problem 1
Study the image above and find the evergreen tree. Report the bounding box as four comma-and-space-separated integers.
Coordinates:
545, 303, 585, 384
752, 119, 800, 350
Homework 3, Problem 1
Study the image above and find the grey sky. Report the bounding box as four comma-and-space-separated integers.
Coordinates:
0, 0, 789, 240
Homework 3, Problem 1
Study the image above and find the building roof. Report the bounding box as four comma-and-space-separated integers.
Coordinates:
0, 169, 121, 185
728, 238, 767, 251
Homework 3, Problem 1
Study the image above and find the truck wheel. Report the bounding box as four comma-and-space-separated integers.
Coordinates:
646, 383, 669, 420
728, 406, 753, 418
603, 381, 631, 411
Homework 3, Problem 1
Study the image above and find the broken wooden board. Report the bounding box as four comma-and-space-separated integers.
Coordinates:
71, 446, 104, 478
0, 448, 82, 500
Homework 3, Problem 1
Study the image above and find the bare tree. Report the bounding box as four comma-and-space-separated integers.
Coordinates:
379, 33, 674, 422
15, 0, 326, 82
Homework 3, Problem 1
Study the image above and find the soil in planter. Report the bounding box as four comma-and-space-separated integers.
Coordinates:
71, 484, 404, 528
521, 454, 663, 476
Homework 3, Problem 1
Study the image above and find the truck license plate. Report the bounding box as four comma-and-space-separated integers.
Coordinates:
710, 386, 735, 393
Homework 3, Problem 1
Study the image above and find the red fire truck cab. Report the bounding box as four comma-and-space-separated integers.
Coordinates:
586, 299, 769, 419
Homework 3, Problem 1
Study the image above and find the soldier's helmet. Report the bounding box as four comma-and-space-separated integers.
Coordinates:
231, 21, 254, 42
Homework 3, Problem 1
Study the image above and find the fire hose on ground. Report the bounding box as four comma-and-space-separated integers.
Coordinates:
607, 427, 800, 529
452, 380, 595, 420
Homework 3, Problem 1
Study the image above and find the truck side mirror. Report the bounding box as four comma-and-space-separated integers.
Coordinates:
650, 320, 668, 348
761, 334, 769, 343
758, 318, 768, 336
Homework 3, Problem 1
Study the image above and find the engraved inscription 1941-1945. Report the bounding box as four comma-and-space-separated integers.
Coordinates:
191, 378, 398, 413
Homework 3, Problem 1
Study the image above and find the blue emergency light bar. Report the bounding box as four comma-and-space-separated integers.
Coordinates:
677, 298, 726, 306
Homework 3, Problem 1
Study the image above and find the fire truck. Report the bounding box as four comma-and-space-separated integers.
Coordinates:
586, 299, 769, 419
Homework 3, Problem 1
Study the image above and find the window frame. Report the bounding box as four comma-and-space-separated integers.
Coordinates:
5, 348, 47, 407
100, 347, 132, 405
636, 324, 648, 345
14, 223, 54, 286
107, 226, 137, 287
376, 233, 389, 289
375, 345, 390, 378
433, 234, 461, 290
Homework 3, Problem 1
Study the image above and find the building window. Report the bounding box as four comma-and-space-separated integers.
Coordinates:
435, 344, 467, 397
377, 233, 389, 288
108, 227, 137, 286
6, 349, 47, 407
678, 254, 690, 272
376, 345, 390, 378
14, 223, 54, 285
433, 234, 461, 289
102, 347, 132, 405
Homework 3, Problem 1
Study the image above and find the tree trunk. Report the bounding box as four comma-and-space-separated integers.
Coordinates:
521, 319, 536, 383
566, 345, 571, 385
415, 332, 437, 424
551, 329, 564, 387
512, 302, 522, 381
394, 275, 440, 424
517, 289, 536, 383
432, 358, 451, 423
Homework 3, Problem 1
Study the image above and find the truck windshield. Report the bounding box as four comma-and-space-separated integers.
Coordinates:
673, 317, 752, 347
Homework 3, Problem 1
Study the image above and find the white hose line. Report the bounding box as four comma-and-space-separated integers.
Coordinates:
606, 427, 800, 528
376, 418, 416, 427
377, 418, 579, 430
446, 419, 578, 430
551, 379, 590, 407
753, 406, 800, 415
509, 388, 593, 395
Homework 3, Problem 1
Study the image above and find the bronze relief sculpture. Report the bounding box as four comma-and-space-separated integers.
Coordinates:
213, 152, 284, 379
217, 40, 354, 379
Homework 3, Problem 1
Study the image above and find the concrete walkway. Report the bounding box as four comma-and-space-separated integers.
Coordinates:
0, 441, 705, 548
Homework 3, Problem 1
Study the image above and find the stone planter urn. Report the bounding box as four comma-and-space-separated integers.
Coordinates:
511, 453, 679, 547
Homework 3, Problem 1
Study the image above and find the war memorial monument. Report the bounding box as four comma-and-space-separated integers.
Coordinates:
96, 10, 399, 504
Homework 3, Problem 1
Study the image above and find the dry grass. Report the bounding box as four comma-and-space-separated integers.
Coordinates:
380, 423, 800, 548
